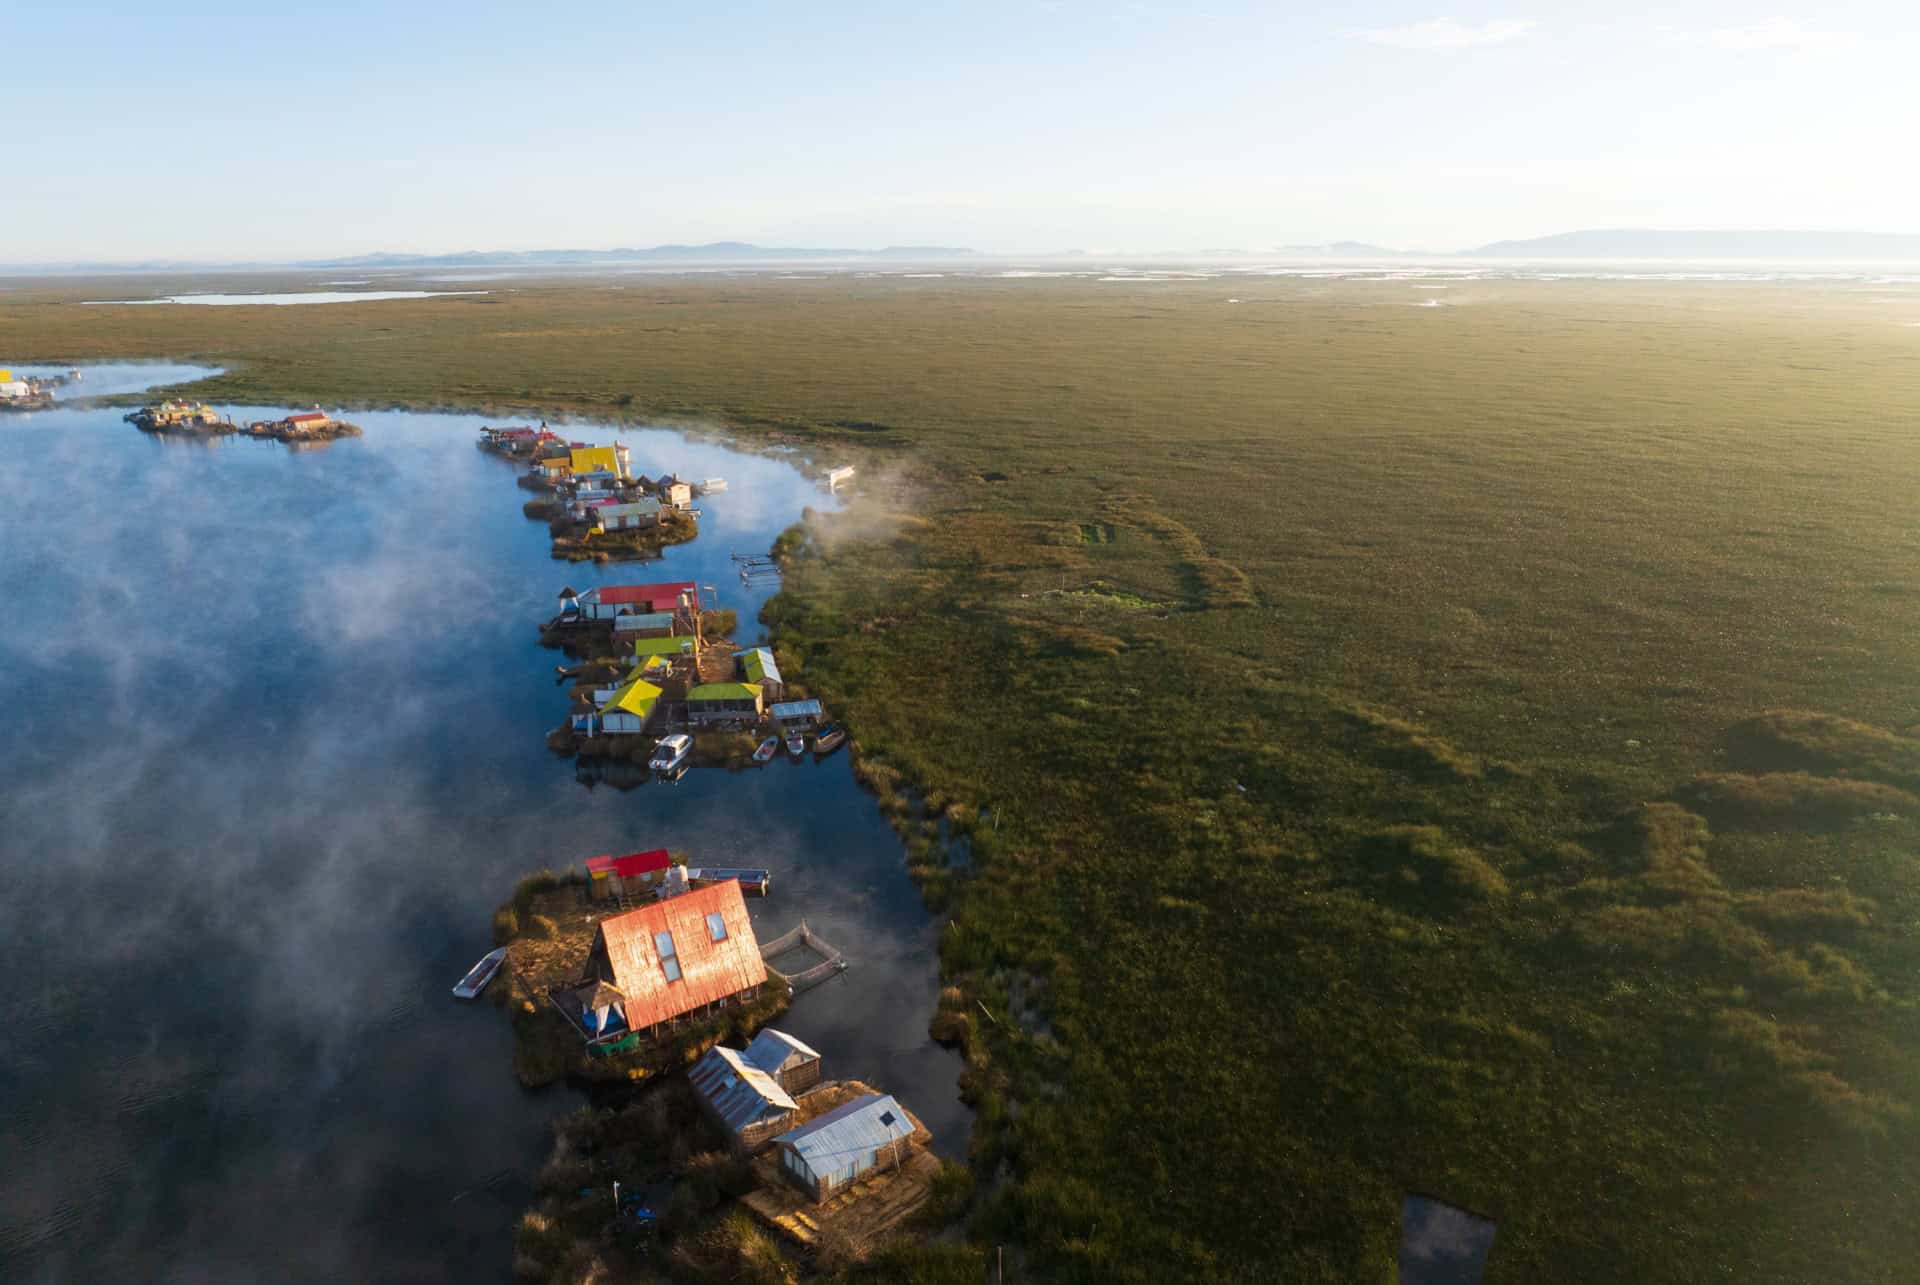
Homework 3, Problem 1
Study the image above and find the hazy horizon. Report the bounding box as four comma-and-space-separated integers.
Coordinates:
10, 1, 1916, 262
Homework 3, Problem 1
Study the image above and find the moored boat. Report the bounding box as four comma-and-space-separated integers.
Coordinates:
650, 732, 693, 774
785, 734, 807, 756
753, 736, 780, 764
812, 724, 846, 755
452, 946, 507, 999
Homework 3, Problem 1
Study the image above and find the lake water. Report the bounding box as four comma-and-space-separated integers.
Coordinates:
0, 379, 965, 1282
81, 292, 489, 306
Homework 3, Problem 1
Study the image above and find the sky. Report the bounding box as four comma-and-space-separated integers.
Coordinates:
5, 0, 1916, 260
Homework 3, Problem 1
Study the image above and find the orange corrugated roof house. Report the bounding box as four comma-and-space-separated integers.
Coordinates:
555, 879, 768, 1045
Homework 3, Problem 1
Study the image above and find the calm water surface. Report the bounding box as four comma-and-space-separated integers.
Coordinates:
0, 378, 964, 1282
81, 291, 489, 306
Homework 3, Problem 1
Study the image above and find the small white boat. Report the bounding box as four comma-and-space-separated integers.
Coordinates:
452, 947, 507, 999
785, 734, 807, 757
650, 732, 693, 774
753, 736, 780, 764
700, 477, 728, 494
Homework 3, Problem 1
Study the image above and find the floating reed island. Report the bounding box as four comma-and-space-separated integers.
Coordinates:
0, 367, 78, 412
125, 402, 360, 444
241, 409, 362, 442
482, 424, 706, 562
126, 400, 232, 433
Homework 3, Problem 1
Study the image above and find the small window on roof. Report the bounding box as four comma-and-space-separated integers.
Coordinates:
662, 956, 682, 982
707, 912, 728, 942
655, 931, 677, 958
878, 1110, 896, 1127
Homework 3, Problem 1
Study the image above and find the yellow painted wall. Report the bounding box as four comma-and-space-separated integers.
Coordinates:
570, 446, 619, 475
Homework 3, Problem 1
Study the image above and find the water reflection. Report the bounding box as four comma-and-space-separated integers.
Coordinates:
0, 393, 964, 1282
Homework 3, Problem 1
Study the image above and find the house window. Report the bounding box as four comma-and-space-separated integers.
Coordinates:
707, 912, 728, 943
657, 930, 681, 982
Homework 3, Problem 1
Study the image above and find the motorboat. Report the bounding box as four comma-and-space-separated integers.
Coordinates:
699, 477, 728, 494
785, 733, 807, 756
452, 947, 507, 999
812, 724, 847, 755
753, 736, 780, 764
650, 733, 693, 774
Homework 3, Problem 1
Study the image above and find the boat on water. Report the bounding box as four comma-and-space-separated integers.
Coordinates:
699, 477, 728, 494
650, 732, 693, 774
452, 947, 507, 999
813, 724, 847, 755
752, 736, 780, 764
785, 734, 807, 756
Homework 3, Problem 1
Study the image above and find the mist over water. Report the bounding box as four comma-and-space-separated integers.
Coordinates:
0, 392, 964, 1282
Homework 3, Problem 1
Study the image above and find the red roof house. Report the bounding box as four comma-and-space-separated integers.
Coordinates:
579, 581, 701, 617
584, 848, 673, 900
286, 411, 329, 425
563, 880, 767, 1040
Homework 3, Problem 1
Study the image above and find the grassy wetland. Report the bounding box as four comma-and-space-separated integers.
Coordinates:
7, 272, 1920, 1280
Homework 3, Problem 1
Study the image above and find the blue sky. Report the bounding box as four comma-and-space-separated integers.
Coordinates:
6, 1, 1913, 259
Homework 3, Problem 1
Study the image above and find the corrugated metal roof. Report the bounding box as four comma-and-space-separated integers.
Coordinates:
688, 682, 761, 703
612, 849, 670, 878
569, 446, 619, 474
631, 635, 693, 656
586, 582, 699, 609
770, 700, 824, 720
689, 1045, 797, 1133
740, 647, 782, 686
590, 880, 767, 1030
613, 611, 677, 633
776, 1093, 914, 1183
599, 674, 662, 718
744, 1028, 820, 1075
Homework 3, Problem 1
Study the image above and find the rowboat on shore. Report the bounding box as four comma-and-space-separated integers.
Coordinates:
452, 947, 507, 999
753, 736, 780, 764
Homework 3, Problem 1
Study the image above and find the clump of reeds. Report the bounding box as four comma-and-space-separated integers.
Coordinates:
1676, 771, 1915, 829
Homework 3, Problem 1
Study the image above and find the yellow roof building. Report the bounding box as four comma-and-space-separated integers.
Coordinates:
570, 446, 620, 475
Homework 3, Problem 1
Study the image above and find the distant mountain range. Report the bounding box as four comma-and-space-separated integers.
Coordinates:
1464, 229, 1920, 259
1275, 241, 1412, 257
9, 231, 1920, 275
297, 243, 978, 268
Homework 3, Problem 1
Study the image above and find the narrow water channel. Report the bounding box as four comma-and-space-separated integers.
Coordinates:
0, 375, 965, 1282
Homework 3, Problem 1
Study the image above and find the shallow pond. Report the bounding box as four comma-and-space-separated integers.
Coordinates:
0, 382, 964, 1282
82, 291, 488, 306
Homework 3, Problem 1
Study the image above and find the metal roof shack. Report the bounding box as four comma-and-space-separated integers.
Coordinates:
689, 1045, 798, 1149
743, 1028, 823, 1094
770, 699, 823, 726
740, 646, 782, 687
572, 879, 767, 1037
585, 851, 671, 902
773, 1092, 917, 1202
